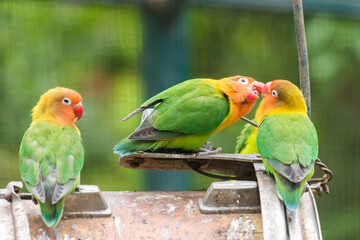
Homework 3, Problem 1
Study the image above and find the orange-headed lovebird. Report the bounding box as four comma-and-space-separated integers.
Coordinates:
256, 80, 318, 210
235, 99, 264, 154
19, 87, 84, 227
114, 76, 264, 156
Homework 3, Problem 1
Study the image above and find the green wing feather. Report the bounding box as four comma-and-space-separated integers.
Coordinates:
19, 121, 84, 227
142, 79, 229, 135
235, 122, 257, 154
235, 99, 264, 154
114, 79, 229, 155
257, 113, 318, 210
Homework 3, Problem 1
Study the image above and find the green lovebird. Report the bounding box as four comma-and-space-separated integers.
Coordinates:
256, 80, 318, 210
235, 99, 264, 154
19, 87, 84, 227
114, 76, 264, 156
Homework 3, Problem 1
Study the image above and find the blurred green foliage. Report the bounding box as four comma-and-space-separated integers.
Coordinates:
0, 1, 359, 239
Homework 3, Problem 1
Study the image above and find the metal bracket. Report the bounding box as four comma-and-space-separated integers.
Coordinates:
1, 184, 111, 220
254, 163, 323, 240
63, 185, 112, 218
0, 181, 31, 240
198, 180, 261, 214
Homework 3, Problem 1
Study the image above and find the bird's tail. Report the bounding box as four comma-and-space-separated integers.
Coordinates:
113, 138, 160, 156
39, 198, 64, 228
274, 173, 306, 211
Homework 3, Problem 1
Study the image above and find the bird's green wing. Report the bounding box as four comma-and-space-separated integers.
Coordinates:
128, 79, 230, 140
19, 122, 84, 204
257, 113, 318, 183
235, 122, 257, 153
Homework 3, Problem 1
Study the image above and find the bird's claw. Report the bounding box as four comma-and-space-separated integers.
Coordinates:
32, 196, 38, 205
197, 147, 223, 155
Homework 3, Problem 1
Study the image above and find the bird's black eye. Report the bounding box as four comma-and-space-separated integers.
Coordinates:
272, 90, 278, 97
238, 78, 249, 85
62, 97, 71, 106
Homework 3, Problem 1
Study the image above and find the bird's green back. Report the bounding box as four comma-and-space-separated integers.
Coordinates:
19, 121, 84, 202
235, 122, 258, 154
257, 113, 318, 181
141, 78, 229, 135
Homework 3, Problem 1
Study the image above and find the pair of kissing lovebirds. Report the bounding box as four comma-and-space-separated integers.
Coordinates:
19, 75, 317, 227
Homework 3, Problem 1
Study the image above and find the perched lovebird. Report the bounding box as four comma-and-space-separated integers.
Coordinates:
19, 87, 84, 227
114, 76, 264, 156
235, 99, 264, 154
256, 80, 318, 210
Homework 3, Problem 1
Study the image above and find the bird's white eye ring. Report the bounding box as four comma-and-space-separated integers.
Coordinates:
272, 90, 278, 97
62, 97, 72, 106
238, 78, 249, 85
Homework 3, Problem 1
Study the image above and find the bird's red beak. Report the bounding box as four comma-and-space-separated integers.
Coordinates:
252, 81, 265, 95
247, 81, 264, 102
73, 102, 83, 121
262, 82, 271, 95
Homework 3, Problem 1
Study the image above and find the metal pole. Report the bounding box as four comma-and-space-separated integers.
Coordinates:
292, 0, 311, 118
142, 1, 190, 190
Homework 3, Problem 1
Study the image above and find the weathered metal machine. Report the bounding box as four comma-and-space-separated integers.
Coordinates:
0, 152, 323, 240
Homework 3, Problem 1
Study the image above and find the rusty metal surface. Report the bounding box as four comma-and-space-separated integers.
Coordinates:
299, 184, 322, 240
63, 185, 112, 218
285, 187, 322, 240
119, 152, 262, 177
199, 181, 261, 214
0, 182, 31, 240
254, 163, 322, 240
0, 198, 15, 240
254, 163, 287, 240
23, 191, 263, 240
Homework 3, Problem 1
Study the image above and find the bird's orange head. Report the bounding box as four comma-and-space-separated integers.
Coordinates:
260, 80, 307, 116
214, 76, 264, 126
31, 87, 83, 126
217, 75, 264, 104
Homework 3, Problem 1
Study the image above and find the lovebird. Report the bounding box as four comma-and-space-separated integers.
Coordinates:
19, 87, 84, 227
114, 76, 264, 156
235, 99, 264, 154
256, 80, 318, 210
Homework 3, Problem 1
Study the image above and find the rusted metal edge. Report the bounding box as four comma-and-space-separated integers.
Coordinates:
2, 182, 31, 240
253, 163, 288, 240
119, 152, 262, 176
302, 183, 323, 240
119, 152, 262, 162
63, 185, 112, 218
286, 184, 322, 240
254, 163, 322, 240
198, 202, 261, 215
2, 184, 112, 219
198, 180, 261, 214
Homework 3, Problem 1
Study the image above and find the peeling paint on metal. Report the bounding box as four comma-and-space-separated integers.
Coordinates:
226, 217, 256, 240
54, 227, 62, 240
71, 224, 77, 231
174, 221, 182, 229
166, 203, 177, 216
201, 218, 213, 224
35, 229, 50, 240
115, 217, 122, 239
161, 223, 171, 240
63, 234, 76, 240
21, 191, 264, 239
184, 199, 195, 215
129, 202, 137, 208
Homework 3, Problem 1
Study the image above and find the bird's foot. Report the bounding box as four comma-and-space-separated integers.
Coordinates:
32, 196, 38, 205
197, 142, 223, 155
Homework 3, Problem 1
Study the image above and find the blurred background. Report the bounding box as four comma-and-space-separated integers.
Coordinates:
0, 0, 359, 239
